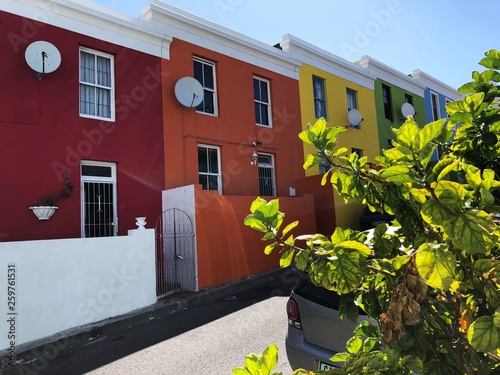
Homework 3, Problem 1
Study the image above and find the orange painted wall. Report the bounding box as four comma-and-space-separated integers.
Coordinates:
194, 186, 316, 288
161, 38, 315, 287
162, 38, 305, 196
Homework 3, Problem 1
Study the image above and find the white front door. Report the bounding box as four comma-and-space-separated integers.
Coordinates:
81, 161, 117, 238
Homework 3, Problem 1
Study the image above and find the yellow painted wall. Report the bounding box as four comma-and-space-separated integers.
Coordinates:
298, 63, 379, 229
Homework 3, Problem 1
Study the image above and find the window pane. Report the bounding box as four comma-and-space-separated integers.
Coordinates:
96, 88, 111, 118
96, 56, 111, 87
201, 90, 214, 114
259, 81, 268, 103
194, 60, 203, 83
82, 165, 112, 177
199, 174, 208, 190
80, 85, 95, 116
208, 148, 219, 173
208, 175, 219, 191
198, 147, 208, 173
253, 79, 260, 101
203, 63, 214, 89
80, 51, 95, 84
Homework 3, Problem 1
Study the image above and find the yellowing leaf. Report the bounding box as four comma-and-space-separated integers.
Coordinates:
415, 243, 456, 290
444, 210, 496, 255
468, 315, 500, 353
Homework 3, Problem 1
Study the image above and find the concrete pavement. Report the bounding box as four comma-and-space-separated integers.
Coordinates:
0, 267, 293, 372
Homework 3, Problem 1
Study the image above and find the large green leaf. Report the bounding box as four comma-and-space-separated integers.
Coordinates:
310, 251, 362, 294
415, 243, 456, 290
435, 180, 466, 204
232, 343, 280, 375
416, 119, 446, 152
421, 199, 453, 226
379, 166, 414, 184
468, 315, 500, 353
244, 215, 269, 232
443, 210, 496, 255
395, 119, 420, 148
337, 240, 372, 256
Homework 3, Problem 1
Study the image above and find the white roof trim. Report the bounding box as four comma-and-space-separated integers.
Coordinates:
141, 0, 301, 79
280, 34, 375, 90
410, 70, 463, 100
1, 0, 171, 59
357, 56, 426, 96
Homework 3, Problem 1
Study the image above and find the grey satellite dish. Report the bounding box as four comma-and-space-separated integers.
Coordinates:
347, 109, 363, 126
25, 41, 61, 79
174, 77, 204, 107
401, 102, 415, 117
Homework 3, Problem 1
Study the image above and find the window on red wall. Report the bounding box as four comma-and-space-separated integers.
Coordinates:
79, 47, 115, 121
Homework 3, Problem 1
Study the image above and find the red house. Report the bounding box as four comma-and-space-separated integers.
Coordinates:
0, 1, 166, 241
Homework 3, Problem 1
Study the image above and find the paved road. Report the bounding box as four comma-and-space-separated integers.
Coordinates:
1, 272, 299, 375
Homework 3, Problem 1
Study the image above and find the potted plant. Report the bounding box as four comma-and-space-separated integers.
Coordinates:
29, 194, 58, 220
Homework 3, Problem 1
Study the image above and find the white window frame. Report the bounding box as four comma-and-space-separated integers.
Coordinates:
430, 91, 440, 121
258, 153, 276, 197
313, 76, 327, 119
193, 57, 218, 116
198, 144, 222, 194
346, 88, 358, 110
80, 160, 117, 238
79, 47, 115, 121
254, 76, 272, 128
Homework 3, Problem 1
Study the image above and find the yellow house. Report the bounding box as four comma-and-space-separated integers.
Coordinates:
280, 34, 379, 229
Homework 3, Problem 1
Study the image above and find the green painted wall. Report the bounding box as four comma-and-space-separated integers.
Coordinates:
374, 79, 426, 153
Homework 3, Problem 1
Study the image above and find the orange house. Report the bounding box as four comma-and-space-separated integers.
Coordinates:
143, 2, 317, 292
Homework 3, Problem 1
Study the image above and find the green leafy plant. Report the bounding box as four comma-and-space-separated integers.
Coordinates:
239, 50, 500, 374
232, 343, 282, 375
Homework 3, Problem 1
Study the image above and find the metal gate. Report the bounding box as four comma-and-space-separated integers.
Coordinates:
155, 208, 197, 297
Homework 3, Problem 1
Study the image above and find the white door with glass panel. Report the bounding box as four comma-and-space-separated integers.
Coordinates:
81, 161, 117, 237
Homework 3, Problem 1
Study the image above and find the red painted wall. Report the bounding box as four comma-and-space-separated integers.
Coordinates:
0, 11, 164, 241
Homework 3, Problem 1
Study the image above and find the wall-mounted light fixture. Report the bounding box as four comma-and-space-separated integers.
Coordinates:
252, 141, 263, 147
251, 151, 258, 166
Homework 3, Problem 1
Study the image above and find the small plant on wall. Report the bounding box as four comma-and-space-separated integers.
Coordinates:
29, 194, 58, 220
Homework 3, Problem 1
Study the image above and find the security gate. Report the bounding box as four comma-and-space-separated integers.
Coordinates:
155, 208, 196, 297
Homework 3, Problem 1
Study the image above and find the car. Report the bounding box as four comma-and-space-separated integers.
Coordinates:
285, 272, 371, 371
359, 205, 394, 231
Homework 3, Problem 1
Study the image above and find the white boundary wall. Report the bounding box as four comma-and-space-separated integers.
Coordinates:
0, 229, 156, 350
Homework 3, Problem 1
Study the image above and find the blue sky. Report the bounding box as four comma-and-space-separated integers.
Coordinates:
92, 0, 496, 90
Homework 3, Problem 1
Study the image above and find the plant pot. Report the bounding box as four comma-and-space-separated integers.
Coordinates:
29, 206, 58, 220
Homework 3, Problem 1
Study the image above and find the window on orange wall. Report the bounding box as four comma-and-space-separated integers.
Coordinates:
198, 145, 222, 194
258, 153, 276, 196
254, 76, 272, 127
193, 57, 218, 116
79, 47, 115, 121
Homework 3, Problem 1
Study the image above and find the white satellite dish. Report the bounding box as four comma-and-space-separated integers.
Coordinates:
347, 109, 363, 126
401, 102, 415, 117
174, 77, 204, 108
25, 41, 61, 79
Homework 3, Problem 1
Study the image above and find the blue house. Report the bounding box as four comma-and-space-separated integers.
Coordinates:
411, 69, 462, 161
